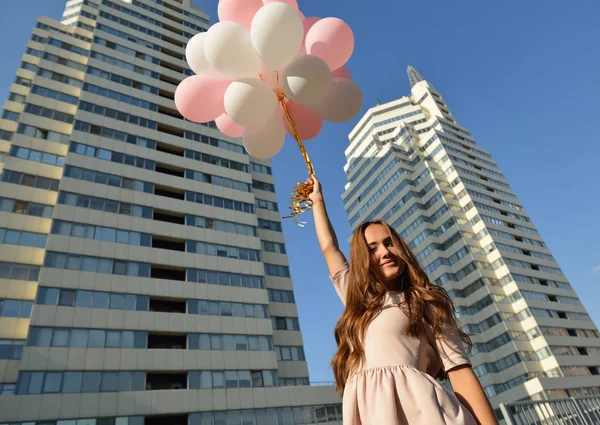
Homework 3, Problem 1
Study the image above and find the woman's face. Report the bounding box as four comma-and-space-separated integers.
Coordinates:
364, 224, 403, 283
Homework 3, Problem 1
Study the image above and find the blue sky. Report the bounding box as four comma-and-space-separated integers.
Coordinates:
1, 1, 599, 383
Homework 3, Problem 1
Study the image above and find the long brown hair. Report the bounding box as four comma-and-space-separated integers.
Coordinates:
331, 219, 471, 394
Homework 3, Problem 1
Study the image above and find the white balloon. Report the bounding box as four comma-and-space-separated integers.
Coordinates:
251, 3, 303, 71
185, 33, 220, 77
282, 55, 332, 106
243, 111, 286, 159
224, 78, 277, 128
204, 22, 262, 78
311, 78, 363, 123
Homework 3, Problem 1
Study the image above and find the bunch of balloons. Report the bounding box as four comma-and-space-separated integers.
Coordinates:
175, 0, 363, 160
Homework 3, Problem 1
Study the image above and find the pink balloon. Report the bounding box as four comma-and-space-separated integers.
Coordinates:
305, 17, 354, 70
218, 0, 263, 28
216, 113, 244, 137
332, 66, 351, 79
175, 75, 231, 123
283, 101, 323, 140
262, 0, 299, 10
297, 17, 320, 56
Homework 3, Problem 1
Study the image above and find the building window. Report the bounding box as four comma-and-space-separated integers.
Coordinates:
1, 170, 59, 191
0, 299, 33, 318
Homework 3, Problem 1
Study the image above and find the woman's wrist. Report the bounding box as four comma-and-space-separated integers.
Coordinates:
310, 195, 324, 205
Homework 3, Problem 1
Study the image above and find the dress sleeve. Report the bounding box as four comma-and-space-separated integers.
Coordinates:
435, 329, 471, 372
329, 262, 350, 305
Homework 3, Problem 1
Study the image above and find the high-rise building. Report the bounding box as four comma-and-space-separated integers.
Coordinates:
0, 0, 341, 423
343, 66, 600, 415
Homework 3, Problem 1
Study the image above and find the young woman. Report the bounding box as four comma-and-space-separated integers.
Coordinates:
308, 174, 498, 425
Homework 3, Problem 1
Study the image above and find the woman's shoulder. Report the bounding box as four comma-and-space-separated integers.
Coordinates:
329, 261, 349, 281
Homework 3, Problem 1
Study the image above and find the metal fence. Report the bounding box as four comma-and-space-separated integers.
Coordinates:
500, 395, 600, 425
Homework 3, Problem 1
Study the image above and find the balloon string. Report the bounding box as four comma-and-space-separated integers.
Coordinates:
273, 72, 315, 223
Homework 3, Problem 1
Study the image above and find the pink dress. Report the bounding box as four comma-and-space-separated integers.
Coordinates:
331, 263, 478, 425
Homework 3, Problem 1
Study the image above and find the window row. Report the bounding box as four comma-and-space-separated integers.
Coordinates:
186, 241, 262, 262
37, 285, 271, 319
10, 145, 65, 167
98, 12, 163, 43
28, 327, 146, 349
0, 383, 15, 395
64, 165, 153, 193
258, 219, 283, 232
0, 130, 12, 141
69, 142, 155, 171
2, 170, 59, 191
72, 121, 244, 176
462, 177, 517, 200
253, 180, 276, 193
480, 214, 538, 235
0, 339, 24, 359
87, 66, 158, 94
249, 162, 272, 175
467, 187, 524, 211
95, 23, 160, 52
17, 123, 70, 144
78, 100, 157, 128
131, 0, 206, 32
47, 37, 89, 56
102, 0, 164, 29
23, 103, 74, 124
37, 287, 148, 311
186, 215, 258, 237
187, 299, 269, 319
74, 120, 157, 149
186, 169, 251, 193
36, 66, 84, 88
280, 377, 311, 387
256, 198, 279, 212
0, 299, 33, 318
1, 110, 19, 121
188, 333, 273, 352
262, 240, 287, 255
184, 149, 248, 173
16, 370, 146, 394
30, 84, 78, 105
184, 130, 245, 155
268, 289, 295, 303
510, 273, 571, 290
0, 227, 47, 248
52, 220, 151, 247
188, 370, 279, 390
93, 35, 160, 64
272, 316, 301, 331
91, 50, 158, 78
186, 268, 265, 289
0, 261, 40, 282
44, 252, 150, 277
185, 191, 255, 214
275, 346, 305, 361
58, 191, 152, 218
264, 264, 291, 278
83, 81, 158, 111
35, 21, 93, 42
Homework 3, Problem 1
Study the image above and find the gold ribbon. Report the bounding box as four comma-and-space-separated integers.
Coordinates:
266, 72, 316, 225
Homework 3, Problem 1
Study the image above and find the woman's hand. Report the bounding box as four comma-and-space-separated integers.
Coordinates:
306, 174, 323, 203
